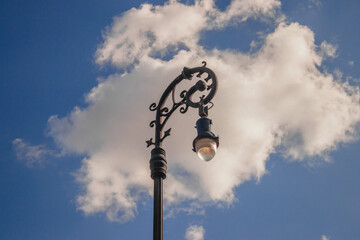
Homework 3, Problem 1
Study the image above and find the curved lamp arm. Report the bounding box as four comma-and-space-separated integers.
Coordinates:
147, 61, 218, 148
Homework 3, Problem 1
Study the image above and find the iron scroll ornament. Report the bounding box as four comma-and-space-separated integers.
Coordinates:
147, 61, 218, 148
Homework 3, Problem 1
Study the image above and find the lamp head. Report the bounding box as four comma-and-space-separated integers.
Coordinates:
193, 117, 219, 161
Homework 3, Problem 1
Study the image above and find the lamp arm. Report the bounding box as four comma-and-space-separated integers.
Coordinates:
147, 61, 218, 148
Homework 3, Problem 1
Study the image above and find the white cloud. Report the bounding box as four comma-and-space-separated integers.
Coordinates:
185, 225, 205, 240
46, 0, 360, 221
214, 0, 281, 26
322, 235, 330, 240
95, 0, 281, 68
308, 0, 322, 9
319, 41, 337, 58
12, 138, 54, 167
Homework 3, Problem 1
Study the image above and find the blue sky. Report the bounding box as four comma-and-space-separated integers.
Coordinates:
1, 0, 360, 239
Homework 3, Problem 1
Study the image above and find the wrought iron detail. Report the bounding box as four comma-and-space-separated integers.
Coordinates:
149, 103, 158, 111
146, 61, 218, 147
146, 138, 155, 147
161, 128, 171, 142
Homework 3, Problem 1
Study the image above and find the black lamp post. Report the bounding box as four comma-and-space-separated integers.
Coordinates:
147, 61, 219, 240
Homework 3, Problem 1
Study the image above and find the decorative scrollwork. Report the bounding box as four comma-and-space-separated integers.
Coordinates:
196, 71, 204, 78
179, 104, 189, 114
160, 107, 169, 116
185, 67, 217, 109
147, 61, 218, 147
204, 75, 211, 82
171, 87, 188, 106
180, 90, 187, 98
149, 120, 156, 128
149, 102, 157, 111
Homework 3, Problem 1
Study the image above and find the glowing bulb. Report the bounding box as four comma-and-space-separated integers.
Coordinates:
194, 138, 217, 161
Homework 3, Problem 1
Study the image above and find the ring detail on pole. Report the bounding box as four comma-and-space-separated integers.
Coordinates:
150, 147, 167, 180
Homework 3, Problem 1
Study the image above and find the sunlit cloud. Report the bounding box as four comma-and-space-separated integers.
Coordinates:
185, 225, 205, 240
35, 0, 360, 222
319, 41, 337, 59
308, 0, 322, 9
321, 235, 330, 240
12, 138, 57, 167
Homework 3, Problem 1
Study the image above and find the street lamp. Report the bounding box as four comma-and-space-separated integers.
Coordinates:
146, 61, 219, 240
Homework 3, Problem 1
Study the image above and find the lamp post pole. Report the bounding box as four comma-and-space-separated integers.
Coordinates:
147, 62, 219, 240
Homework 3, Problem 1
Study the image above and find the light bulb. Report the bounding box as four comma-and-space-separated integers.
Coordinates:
194, 137, 217, 161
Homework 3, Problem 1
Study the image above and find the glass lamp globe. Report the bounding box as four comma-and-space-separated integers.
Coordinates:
194, 137, 218, 161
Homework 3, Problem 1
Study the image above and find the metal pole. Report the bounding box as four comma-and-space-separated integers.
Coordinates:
153, 177, 163, 240
150, 147, 167, 240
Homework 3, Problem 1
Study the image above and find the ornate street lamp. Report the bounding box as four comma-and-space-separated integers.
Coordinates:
147, 61, 219, 240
